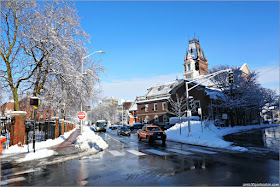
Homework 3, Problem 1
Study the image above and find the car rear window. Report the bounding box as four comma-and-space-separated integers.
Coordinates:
147, 127, 160, 131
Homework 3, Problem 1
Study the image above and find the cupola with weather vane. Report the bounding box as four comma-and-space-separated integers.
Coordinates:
183, 34, 208, 80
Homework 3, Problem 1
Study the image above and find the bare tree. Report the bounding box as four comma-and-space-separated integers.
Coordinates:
167, 93, 187, 135
209, 65, 278, 126
0, 0, 104, 112
0, 0, 39, 110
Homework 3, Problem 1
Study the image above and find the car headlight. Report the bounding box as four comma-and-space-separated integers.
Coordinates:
150, 133, 154, 135
97, 127, 100, 129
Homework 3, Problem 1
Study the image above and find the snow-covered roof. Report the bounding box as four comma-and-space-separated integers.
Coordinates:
137, 96, 170, 104
239, 63, 251, 75
146, 79, 183, 97
205, 88, 225, 100
128, 98, 138, 111
187, 74, 216, 88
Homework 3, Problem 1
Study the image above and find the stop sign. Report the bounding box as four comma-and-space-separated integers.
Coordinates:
77, 111, 86, 120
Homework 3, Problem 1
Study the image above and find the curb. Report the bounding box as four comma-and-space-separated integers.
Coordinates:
36, 148, 107, 166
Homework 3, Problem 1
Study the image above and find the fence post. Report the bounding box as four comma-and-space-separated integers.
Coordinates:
60, 119, 64, 135
51, 117, 59, 139
10, 111, 27, 147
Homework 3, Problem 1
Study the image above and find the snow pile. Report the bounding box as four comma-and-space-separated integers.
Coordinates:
165, 121, 279, 151
2, 128, 76, 155
17, 149, 55, 162
75, 126, 108, 152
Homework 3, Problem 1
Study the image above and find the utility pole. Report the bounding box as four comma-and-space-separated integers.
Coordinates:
80, 51, 105, 134
184, 68, 233, 137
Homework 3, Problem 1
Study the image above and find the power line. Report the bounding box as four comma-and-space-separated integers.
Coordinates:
257, 65, 279, 78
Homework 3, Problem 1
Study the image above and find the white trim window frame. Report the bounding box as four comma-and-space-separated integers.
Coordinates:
145, 104, 149, 112
154, 103, 158, 111
154, 115, 159, 123
162, 102, 167, 111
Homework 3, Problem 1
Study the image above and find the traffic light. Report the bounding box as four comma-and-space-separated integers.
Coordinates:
30, 97, 40, 106
189, 96, 194, 109
228, 71, 234, 83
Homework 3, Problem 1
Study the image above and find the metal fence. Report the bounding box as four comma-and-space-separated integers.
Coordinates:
25, 120, 57, 144
1, 117, 70, 147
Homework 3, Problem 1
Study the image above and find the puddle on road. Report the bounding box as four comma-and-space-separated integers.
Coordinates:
224, 126, 279, 151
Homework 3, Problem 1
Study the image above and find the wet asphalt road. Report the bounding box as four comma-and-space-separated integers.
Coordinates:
1, 128, 279, 186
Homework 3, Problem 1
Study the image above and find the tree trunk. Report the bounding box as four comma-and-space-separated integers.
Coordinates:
12, 87, 19, 111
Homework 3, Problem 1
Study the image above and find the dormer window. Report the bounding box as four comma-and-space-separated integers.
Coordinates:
190, 48, 193, 53
158, 86, 164, 91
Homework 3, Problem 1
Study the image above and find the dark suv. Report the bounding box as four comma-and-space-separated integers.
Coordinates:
129, 123, 144, 131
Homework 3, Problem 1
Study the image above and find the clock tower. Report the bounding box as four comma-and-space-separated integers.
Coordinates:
183, 37, 208, 80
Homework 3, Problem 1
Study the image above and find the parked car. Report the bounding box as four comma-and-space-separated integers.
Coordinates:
117, 126, 131, 136
137, 124, 166, 144
109, 126, 118, 130
129, 123, 144, 131
157, 124, 171, 131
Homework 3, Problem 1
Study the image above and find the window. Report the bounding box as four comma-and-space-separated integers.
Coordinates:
145, 104, 148, 112
145, 116, 150, 123
187, 64, 191, 71
163, 114, 168, 122
154, 115, 159, 123
154, 103, 158, 111
162, 102, 167, 110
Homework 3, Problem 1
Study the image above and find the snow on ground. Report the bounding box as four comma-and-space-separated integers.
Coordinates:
17, 149, 55, 163
2, 128, 77, 156
75, 126, 108, 152
165, 121, 279, 151
2, 126, 109, 162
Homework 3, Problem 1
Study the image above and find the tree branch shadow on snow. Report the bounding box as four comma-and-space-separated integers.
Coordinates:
87, 142, 103, 151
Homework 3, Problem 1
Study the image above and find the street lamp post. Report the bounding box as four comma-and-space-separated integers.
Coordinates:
80, 51, 105, 134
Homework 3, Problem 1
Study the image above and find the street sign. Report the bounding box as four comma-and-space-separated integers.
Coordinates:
78, 112, 86, 120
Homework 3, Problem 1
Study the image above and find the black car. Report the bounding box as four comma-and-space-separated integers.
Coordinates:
157, 124, 171, 131
129, 123, 144, 131
109, 126, 118, 130
117, 126, 131, 136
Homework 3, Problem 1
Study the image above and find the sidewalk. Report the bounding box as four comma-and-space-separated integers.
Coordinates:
1, 129, 90, 168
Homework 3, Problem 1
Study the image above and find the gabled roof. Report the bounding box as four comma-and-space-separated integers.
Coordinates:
128, 97, 138, 111
240, 63, 251, 75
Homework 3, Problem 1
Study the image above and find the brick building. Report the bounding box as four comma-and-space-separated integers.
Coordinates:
1, 98, 54, 120
1, 101, 14, 115
137, 79, 210, 124
19, 97, 54, 120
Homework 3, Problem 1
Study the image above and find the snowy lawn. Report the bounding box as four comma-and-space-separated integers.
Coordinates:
75, 126, 108, 152
165, 121, 279, 151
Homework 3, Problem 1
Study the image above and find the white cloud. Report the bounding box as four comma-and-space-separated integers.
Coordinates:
255, 66, 279, 84
254, 65, 279, 94
100, 73, 183, 103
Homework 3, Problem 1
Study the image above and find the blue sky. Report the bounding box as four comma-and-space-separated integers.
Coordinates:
75, 1, 279, 103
